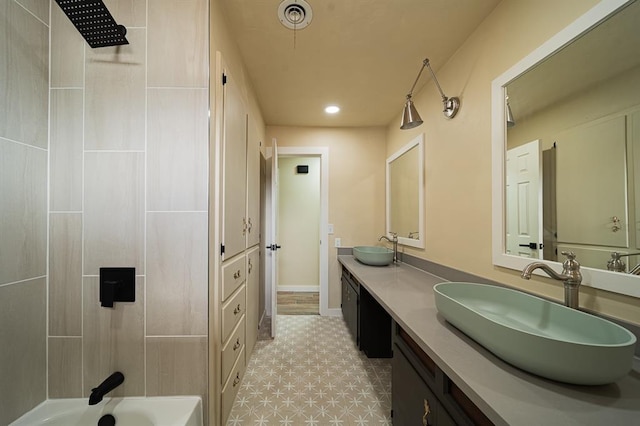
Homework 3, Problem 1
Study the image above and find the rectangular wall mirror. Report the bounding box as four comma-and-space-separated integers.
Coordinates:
386, 134, 424, 249
492, 0, 640, 298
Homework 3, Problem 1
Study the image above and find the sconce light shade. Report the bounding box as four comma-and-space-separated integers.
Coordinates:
400, 96, 423, 130
506, 97, 516, 128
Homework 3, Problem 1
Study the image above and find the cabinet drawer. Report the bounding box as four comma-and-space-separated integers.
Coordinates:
222, 285, 246, 342
222, 255, 246, 302
222, 346, 246, 424
222, 317, 245, 384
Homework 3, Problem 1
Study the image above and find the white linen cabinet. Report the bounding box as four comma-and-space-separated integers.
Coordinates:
214, 55, 261, 425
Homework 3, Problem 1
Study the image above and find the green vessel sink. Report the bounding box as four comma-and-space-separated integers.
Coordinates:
433, 282, 636, 385
353, 246, 394, 266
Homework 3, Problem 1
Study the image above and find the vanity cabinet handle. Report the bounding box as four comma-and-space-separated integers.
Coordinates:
234, 304, 241, 315
247, 218, 253, 233
233, 372, 240, 387
233, 338, 241, 351
248, 259, 253, 274
233, 270, 241, 280
242, 218, 247, 236
422, 399, 431, 426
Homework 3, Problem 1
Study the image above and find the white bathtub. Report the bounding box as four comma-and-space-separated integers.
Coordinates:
10, 396, 203, 426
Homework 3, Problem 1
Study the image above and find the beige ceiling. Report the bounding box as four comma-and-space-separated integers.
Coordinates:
219, 0, 501, 128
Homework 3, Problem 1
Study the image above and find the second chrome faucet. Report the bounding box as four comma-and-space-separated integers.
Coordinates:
379, 233, 399, 264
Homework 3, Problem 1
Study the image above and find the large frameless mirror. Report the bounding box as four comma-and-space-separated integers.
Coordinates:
492, 0, 640, 298
387, 134, 425, 249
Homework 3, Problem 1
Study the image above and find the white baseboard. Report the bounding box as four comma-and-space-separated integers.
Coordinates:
277, 285, 320, 292
322, 308, 343, 317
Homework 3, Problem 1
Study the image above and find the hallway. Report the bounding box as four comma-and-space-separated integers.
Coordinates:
226, 316, 392, 425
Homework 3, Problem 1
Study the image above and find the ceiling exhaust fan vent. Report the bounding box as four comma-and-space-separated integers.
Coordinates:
278, 0, 313, 30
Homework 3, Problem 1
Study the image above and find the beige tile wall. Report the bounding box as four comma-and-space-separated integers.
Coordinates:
46, 0, 210, 412
0, 0, 49, 423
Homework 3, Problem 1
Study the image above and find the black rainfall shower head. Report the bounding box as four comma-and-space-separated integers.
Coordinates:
55, 0, 129, 48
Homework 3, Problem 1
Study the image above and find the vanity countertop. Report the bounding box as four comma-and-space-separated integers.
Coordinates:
338, 255, 640, 426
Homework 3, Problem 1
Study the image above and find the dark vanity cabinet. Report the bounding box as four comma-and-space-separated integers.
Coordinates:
341, 265, 392, 357
341, 267, 359, 345
393, 327, 494, 426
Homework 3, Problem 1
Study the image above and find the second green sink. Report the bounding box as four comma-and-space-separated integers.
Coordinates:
433, 282, 636, 385
353, 246, 393, 266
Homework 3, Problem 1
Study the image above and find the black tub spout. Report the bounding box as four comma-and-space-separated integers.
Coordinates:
89, 372, 124, 405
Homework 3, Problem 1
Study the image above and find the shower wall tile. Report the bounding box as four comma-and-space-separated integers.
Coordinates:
146, 212, 208, 336
48, 337, 83, 398
49, 213, 83, 336
0, 140, 47, 285
50, 1, 84, 88
85, 29, 145, 150
50, 89, 83, 211
147, 0, 208, 87
83, 276, 145, 397
147, 89, 208, 211
104, 0, 147, 27
16, 0, 50, 25
146, 336, 208, 399
84, 152, 144, 276
0, 278, 46, 426
0, 1, 48, 148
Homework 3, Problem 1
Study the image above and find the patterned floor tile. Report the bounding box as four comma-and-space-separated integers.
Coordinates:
227, 316, 392, 425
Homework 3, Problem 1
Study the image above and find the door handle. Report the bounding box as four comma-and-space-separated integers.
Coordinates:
519, 242, 543, 250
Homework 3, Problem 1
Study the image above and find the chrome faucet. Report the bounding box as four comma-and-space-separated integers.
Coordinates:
607, 251, 640, 274
521, 251, 582, 309
379, 232, 399, 264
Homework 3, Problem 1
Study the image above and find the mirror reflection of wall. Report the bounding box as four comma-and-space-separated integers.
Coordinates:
504, 0, 640, 272
387, 134, 424, 249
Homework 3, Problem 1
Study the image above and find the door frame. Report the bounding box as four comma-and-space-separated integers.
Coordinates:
266, 146, 332, 316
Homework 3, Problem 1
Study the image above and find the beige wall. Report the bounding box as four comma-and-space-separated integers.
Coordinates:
385, 0, 640, 325
266, 126, 387, 309
0, 0, 49, 423
278, 157, 321, 289
46, 0, 209, 416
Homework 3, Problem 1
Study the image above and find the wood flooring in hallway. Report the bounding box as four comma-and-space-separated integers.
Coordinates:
277, 291, 319, 315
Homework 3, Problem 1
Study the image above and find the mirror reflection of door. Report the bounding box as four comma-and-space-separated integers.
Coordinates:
506, 140, 543, 259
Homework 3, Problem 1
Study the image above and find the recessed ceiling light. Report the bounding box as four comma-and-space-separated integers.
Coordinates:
325, 105, 340, 114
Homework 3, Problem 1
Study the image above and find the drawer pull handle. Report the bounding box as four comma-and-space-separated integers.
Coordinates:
234, 304, 241, 315
248, 259, 253, 274
233, 270, 241, 280
233, 373, 240, 387
422, 399, 431, 426
233, 338, 241, 350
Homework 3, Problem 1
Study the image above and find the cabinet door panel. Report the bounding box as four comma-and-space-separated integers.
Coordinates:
222, 72, 247, 259
246, 247, 259, 357
556, 116, 627, 247
392, 345, 436, 426
246, 116, 261, 248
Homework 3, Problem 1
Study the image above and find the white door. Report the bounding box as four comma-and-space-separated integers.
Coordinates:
268, 139, 279, 338
506, 140, 543, 259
